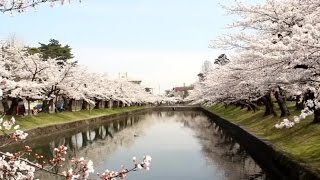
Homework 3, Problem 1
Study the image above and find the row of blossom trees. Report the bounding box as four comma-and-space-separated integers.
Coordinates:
0, 39, 166, 116
0, 38, 159, 178
188, 0, 320, 128
0, 1, 155, 179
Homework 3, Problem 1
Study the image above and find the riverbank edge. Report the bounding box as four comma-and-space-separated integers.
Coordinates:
0, 107, 150, 141
2, 106, 201, 141
201, 107, 320, 180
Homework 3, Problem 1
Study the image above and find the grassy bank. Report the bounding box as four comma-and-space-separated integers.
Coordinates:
10, 106, 145, 131
207, 103, 320, 173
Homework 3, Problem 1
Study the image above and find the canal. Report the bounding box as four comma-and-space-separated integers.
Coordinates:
1, 110, 267, 179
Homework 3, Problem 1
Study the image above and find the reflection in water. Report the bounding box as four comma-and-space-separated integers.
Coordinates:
183, 113, 265, 180
71, 133, 83, 150
1, 111, 267, 180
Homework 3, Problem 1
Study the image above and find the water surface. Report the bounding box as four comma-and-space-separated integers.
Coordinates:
2, 111, 267, 180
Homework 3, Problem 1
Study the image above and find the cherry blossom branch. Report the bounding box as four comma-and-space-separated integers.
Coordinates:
0, 0, 80, 13
0, 151, 67, 178
97, 156, 152, 180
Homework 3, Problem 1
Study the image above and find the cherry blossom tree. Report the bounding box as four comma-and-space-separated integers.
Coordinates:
0, 39, 156, 179
190, 0, 320, 125
0, 37, 164, 115
0, 2, 156, 179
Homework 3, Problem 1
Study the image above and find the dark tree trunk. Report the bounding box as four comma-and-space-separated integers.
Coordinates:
240, 103, 245, 109
256, 98, 263, 106
42, 100, 49, 113
313, 109, 320, 123
42, 99, 54, 113
82, 101, 89, 110
274, 88, 290, 117
68, 99, 74, 112
94, 99, 101, 109
49, 99, 54, 113
27, 99, 31, 115
54, 95, 59, 113
295, 95, 304, 110
246, 104, 252, 111
262, 92, 277, 117
1, 98, 9, 114
113, 101, 118, 108
7, 98, 18, 115
248, 102, 259, 112
62, 97, 69, 111
242, 101, 259, 112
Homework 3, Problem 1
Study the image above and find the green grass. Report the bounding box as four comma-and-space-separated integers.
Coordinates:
207, 103, 320, 173
7, 106, 144, 131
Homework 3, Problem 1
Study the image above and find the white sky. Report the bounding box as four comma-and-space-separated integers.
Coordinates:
75, 48, 218, 93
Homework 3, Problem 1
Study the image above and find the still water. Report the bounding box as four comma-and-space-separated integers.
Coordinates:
2, 111, 267, 180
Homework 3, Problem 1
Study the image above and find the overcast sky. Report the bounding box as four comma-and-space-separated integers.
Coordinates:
1, 0, 236, 94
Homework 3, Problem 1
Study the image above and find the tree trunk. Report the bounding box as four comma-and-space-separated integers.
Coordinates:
54, 96, 59, 112
256, 98, 263, 106
43, 99, 54, 113
295, 95, 304, 110
42, 100, 49, 113
274, 89, 290, 117
106, 101, 110, 108
1, 98, 9, 114
248, 102, 259, 112
27, 99, 31, 115
262, 92, 277, 116
82, 101, 88, 110
49, 99, 54, 113
239, 103, 245, 109
68, 99, 73, 112
7, 98, 18, 115
62, 97, 69, 111
313, 109, 320, 123
42, 100, 50, 113
113, 101, 118, 108
246, 104, 252, 111
94, 99, 101, 109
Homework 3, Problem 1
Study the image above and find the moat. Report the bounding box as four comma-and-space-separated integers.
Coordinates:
1, 110, 267, 180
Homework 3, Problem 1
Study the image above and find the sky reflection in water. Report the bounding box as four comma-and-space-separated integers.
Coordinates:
2, 111, 266, 180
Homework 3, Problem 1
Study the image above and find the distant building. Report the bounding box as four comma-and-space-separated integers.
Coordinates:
166, 84, 194, 99
118, 73, 142, 85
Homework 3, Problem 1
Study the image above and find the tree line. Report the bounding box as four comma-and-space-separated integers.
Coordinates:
0, 38, 165, 116
188, 0, 320, 128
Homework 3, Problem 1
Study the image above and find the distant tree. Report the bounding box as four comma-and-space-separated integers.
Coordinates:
214, 54, 230, 66
201, 60, 213, 73
197, 73, 204, 81
197, 60, 213, 81
38, 39, 73, 61
27, 47, 40, 55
